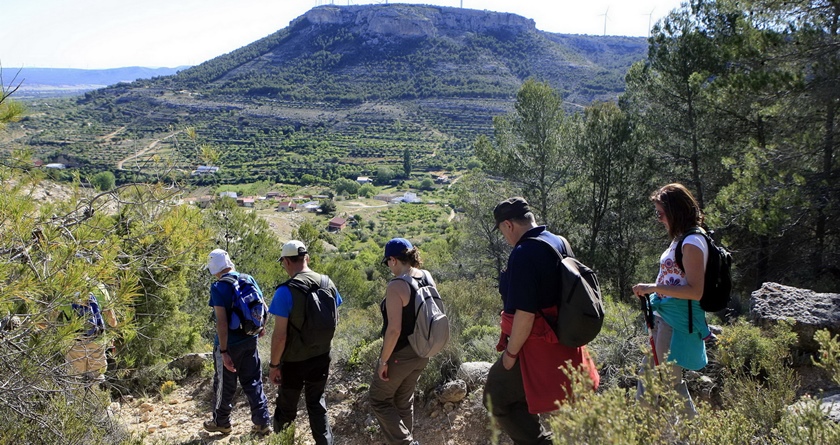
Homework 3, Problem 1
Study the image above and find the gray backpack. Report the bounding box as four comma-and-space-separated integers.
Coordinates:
396, 271, 450, 358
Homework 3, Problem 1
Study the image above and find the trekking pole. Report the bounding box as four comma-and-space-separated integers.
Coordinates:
638, 293, 659, 366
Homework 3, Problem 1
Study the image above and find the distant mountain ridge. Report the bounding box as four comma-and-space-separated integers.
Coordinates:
12, 67, 187, 98
156, 4, 646, 104
8, 4, 649, 182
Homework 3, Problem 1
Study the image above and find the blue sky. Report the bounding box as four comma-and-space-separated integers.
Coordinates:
0, 0, 684, 69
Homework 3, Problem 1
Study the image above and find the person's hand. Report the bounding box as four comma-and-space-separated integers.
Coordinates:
222, 352, 236, 372
502, 352, 516, 370
633, 283, 655, 297
377, 361, 389, 381
258, 327, 266, 338
269, 367, 282, 385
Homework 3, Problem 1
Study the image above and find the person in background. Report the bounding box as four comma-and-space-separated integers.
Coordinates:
204, 249, 271, 435
632, 183, 711, 418
64, 282, 118, 382
268, 240, 341, 445
483, 197, 600, 445
369, 237, 436, 445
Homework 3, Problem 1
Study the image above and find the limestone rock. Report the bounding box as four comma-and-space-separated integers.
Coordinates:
750, 282, 840, 351
436, 379, 467, 403
302, 4, 535, 40
168, 353, 212, 376
456, 362, 492, 389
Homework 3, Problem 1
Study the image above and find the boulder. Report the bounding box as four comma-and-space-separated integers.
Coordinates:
823, 393, 840, 423
787, 392, 840, 424
168, 353, 212, 376
436, 379, 467, 403
750, 282, 840, 352
456, 361, 492, 390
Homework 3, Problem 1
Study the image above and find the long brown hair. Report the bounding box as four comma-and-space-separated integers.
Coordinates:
650, 183, 703, 239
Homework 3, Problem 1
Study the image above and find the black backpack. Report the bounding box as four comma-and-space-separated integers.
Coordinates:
525, 236, 605, 348
676, 228, 733, 333
675, 227, 733, 312
286, 274, 338, 347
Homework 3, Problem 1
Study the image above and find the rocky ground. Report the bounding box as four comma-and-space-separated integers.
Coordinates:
113, 360, 513, 445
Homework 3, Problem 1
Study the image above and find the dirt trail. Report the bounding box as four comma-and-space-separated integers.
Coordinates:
114, 367, 508, 445
116, 131, 180, 170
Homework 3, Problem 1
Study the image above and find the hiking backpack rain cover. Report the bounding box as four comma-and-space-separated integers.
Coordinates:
526, 236, 605, 348
287, 274, 338, 347
675, 227, 733, 313
220, 273, 267, 336
397, 271, 450, 358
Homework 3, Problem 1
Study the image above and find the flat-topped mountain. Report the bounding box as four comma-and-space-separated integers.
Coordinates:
8, 4, 648, 182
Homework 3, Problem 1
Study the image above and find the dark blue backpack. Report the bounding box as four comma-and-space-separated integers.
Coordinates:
221, 273, 267, 336
72, 292, 106, 338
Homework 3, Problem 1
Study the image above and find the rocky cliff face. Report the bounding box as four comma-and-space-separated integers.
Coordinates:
302, 4, 535, 39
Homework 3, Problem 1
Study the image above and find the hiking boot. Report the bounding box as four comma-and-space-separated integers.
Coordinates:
203, 420, 232, 434
251, 423, 271, 435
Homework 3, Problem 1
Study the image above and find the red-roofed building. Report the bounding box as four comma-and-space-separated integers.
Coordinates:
328, 216, 347, 232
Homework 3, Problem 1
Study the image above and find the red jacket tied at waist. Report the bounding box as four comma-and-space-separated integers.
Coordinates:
497, 309, 600, 414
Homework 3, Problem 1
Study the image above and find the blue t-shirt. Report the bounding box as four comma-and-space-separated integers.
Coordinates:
208, 271, 263, 346
269, 278, 343, 318
499, 226, 568, 314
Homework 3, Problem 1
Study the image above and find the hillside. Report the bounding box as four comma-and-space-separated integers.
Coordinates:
2, 4, 646, 185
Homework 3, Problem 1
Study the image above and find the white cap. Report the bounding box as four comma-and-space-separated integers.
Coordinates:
280, 240, 308, 259
206, 249, 235, 275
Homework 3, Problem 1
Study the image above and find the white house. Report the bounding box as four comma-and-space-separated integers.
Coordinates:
301, 201, 321, 212
402, 192, 421, 203
192, 166, 219, 175
44, 163, 66, 169
356, 176, 373, 184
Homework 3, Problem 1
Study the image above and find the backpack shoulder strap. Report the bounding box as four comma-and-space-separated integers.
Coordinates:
420, 270, 436, 288
319, 274, 330, 291
523, 236, 568, 260
675, 227, 707, 272
393, 274, 420, 296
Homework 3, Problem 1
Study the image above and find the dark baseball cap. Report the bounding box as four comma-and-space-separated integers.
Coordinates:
383, 238, 413, 264
493, 197, 531, 229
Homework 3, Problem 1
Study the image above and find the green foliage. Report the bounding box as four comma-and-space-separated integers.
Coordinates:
358, 183, 377, 198
813, 329, 840, 386
419, 177, 434, 190
586, 296, 648, 387
375, 166, 395, 185
714, 320, 799, 436
714, 320, 797, 377
90, 171, 116, 191
334, 177, 360, 196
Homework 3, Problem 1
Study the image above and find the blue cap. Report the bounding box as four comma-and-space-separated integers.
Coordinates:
383, 238, 412, 262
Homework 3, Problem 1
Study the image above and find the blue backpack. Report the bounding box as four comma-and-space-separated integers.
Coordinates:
221, 274, 267, 336
72, 292, 106, 338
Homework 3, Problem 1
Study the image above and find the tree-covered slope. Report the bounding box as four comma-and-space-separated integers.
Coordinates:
5, 4, 647, 183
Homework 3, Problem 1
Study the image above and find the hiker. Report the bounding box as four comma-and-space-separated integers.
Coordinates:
268, 240, 342, 445
370, 237, 436, 445
632, 183, 710, 418
204, 248, 271, 435
64, 282, 118, 382
483, 197, 600, 445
